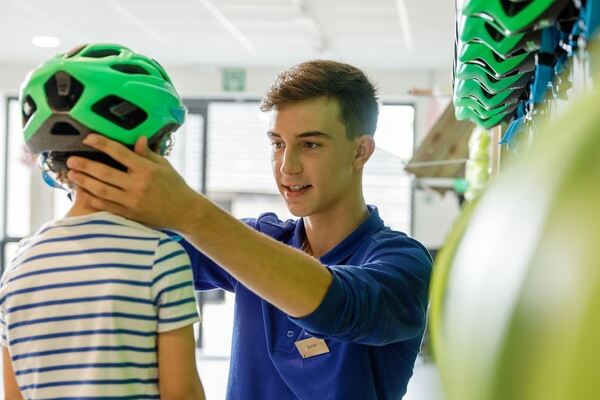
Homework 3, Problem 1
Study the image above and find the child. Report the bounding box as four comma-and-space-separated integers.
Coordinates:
0, 43, 205, 399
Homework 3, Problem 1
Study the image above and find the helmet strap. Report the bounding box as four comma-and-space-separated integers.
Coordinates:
38, 152, 73, 201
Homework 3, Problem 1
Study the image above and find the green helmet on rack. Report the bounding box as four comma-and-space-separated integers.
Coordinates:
455, 61, 532, 94
459, 15, 542, 58
454, 78, 525, 110
461, 0, 569, 35
20, 43, 186, 170
458, 41, 536, 78
455, 105, 514, 129
454, 97, 518, 120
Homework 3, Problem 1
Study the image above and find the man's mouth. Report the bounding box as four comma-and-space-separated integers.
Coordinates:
285, 185, 311, 192
282, 184, 312, 197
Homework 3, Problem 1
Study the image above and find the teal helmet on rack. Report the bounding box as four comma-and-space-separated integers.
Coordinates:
19, 43, 186, 171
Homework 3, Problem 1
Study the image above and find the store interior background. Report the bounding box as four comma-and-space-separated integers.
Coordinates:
0, 1, 461, 398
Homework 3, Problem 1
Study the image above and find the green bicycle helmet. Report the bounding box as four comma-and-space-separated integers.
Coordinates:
455, 105, 513, 129
20, 43, 185, 170
459, 41, 536, 78
454, 97, 518, 120
459, 15, 542, 57
461, 0, 569, 35
454, 78, 525, 110
455, 61, 532, 94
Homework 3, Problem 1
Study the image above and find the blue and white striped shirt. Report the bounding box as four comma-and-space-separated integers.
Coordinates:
0, 212, 200, 399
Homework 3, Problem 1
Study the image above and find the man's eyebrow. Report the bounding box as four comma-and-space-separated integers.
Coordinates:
298, 131, 332, 139
267, 131, 332, 139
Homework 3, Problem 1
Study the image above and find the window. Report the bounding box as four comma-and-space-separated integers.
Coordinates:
364, 104, 414, 233
2, 98, 34, 272
205, 101, 292, 219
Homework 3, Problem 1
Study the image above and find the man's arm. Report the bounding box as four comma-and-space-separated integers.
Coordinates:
67, 134, 332, 318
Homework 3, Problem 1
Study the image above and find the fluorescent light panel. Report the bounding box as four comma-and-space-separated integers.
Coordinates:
395, 0, 414, 52
32, 36, 60, 48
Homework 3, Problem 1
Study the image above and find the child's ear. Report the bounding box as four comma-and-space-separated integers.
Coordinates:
353, 135, 375, 169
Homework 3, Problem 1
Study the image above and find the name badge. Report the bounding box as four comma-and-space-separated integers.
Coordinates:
294, 337, 330, 359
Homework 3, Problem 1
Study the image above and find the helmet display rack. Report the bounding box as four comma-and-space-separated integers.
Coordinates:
453, 0, 600, 155
429, 2, 600, 399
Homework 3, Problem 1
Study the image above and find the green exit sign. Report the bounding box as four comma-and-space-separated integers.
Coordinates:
222, 68, 246, 92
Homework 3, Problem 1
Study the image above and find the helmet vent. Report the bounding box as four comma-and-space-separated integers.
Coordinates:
510, 48, 527, 57
66, 44, 87, 58
22, 95, 37, 125
501, 0, 528, 18
51, 122, 80, 136
44, 72, 84, 111
152, 58, 170, 81
92, 95, 148, 130
484, 22, 504, 42
81, 48, 121, 58
110, 64, 150, 75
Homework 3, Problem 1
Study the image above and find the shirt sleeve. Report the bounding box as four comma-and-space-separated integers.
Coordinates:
0, 258, 15, 348
178, 238, 238, 292
290, 237, 432, 346
0, 305, 7, 348
165, 217, 265, 293
152, 237, 201, 333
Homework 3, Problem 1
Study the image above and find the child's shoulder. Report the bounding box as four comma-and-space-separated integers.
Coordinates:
50, 212, 170, 240
98, 212, 168, 237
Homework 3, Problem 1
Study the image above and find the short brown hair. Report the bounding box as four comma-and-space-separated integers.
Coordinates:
260, 60, 379, 139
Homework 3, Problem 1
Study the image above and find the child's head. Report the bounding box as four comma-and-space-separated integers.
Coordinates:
20, 43, 184, 187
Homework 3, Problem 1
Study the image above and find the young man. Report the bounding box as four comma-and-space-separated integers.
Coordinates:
66, 60, 433, 399
0, 43, 205, 399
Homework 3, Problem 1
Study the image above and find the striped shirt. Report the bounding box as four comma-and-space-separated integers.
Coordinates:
0, 212, 200, 399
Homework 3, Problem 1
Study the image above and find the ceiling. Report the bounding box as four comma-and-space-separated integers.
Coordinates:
0, 0, 455, 71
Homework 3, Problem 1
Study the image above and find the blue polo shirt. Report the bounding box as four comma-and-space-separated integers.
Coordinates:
180, 206, 432, 400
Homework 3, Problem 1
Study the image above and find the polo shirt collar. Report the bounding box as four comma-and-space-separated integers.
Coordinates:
292, 205, 384, 264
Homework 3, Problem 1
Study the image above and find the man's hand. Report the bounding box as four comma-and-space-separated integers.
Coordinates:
66, 133, 199, 231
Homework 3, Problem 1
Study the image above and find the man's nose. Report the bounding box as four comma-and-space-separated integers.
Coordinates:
280, 148, 303, 175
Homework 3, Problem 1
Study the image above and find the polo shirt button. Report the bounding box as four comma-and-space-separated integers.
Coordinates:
286, 330, 294, 337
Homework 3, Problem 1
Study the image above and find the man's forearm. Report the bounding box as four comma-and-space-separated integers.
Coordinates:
178, 195, 333, 318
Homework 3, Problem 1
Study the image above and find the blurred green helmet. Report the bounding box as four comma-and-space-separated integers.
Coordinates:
454, 105, 513, 129
437, 69, 600, 400
20, 43, 186, 159
454, 97, 517, 120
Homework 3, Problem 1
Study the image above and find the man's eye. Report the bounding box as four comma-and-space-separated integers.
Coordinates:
271, 141, 284, 149
303, 142, 320, 149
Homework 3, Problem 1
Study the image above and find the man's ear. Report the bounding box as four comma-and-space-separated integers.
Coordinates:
353, 135, 375, 169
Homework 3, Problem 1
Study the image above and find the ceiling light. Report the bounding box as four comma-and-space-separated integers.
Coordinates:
395, 0, 414, 52
32, 36, 60, 48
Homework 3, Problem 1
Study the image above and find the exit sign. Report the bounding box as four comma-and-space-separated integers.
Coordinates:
222, 68, 246, 92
